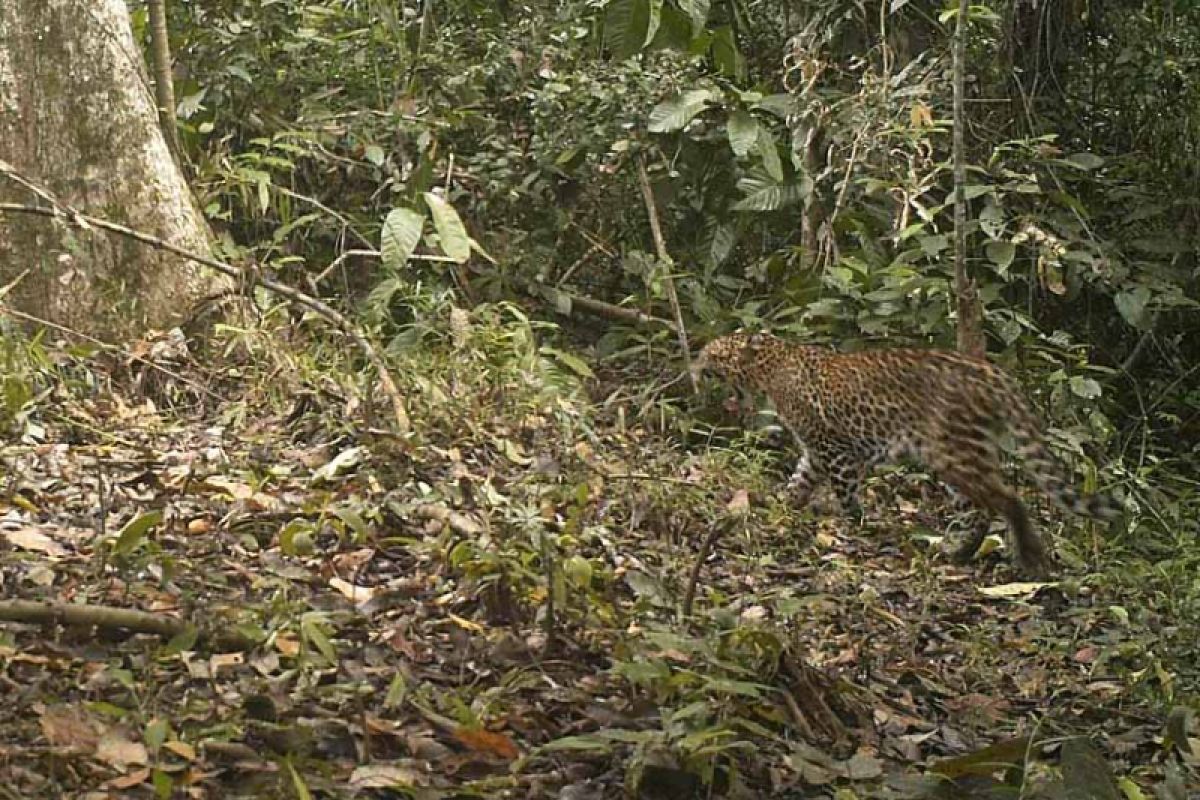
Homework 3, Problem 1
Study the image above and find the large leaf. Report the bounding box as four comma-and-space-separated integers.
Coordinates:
732, 180, 809, 212
114, 510, 163, 556
604, 0, 651, 60
1114, 286, 1151, 329
727, 109, 758, 158
380, 208, 424, 271
985, 240, 1016, 273
755, 126, 783, 181
710, 25, 745, 80
648, 88, 717, 133
422, 193, 471, 263
677, 0, 709, 31
643, 0, 663, 47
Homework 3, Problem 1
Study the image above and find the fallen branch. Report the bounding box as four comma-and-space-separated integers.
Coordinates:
0, 599, 259, 651
0, 164, 410, 434
0, 599, 187, 637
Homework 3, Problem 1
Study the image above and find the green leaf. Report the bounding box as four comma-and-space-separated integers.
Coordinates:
541, 346, 595, 378
286, 759, 313, 800
380, 208, 424, 271
364, 144, 385, 166
985, 240, 1016, 273
708, 222, 736, 265
731, 180, 809, 212
563, 554, 593, 588
727, 109, 758, 158
647, 88, 717, 133
422, 193, 471, 263
755, 127, 783, 181
677, 0, 709, 30
643, 0, 663, 46
1069, 375, 1102, 399
753, 94, 794, 118
301, 617, 338, 663
605, 0, 651, 60
1065, 152, 1104, 170
114, 510, 163, 556
711, 25, 745, 80
161, 625, 198, 657
1114, 286, 1151, 329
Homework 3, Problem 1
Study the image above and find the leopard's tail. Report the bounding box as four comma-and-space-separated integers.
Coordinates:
1005, 394, 1123, 521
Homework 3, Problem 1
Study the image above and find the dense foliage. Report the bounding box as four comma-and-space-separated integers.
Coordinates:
24, 0, 1182, 795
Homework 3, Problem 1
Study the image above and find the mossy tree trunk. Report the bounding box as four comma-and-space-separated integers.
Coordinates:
0, 0, 230, 342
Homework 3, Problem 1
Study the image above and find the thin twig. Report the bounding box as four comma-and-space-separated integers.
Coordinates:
636, 156, 697, 393
0, 169, 410, 434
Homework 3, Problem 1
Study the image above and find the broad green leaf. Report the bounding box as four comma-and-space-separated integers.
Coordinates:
643, 0, 662, 46
753, 94, 794, 118
364, 144, 385, 166
731, 180, 808, 212
1065, 152, 1105, 170
161, 626, 198, 657
422, 193, 471, 263
542, 346, 595, 378
647, 88, 717, 133
380, 208, 424, 271
604, 0, 651, 60
727, 110, 758, 158
1070, 375, 1102, 399
985, 240, 1016, 273
647, 3, 692, 51
677, 0, 709, 30
1114, 287, 1151, 329
711, 25, 745, 80
708, 222, 736, 265
755, 127, 783, 181
563, 554, 593, 587
114, 510, 163, 556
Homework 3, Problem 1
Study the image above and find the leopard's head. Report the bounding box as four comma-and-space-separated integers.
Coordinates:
691, 333, 778, 388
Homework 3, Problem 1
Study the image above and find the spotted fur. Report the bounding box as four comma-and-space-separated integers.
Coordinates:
693, 333, 1121, 574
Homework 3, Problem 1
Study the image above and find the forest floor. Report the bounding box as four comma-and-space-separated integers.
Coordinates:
0, 332, 1197, 800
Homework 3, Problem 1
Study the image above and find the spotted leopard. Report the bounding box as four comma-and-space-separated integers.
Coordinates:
692, 333, 1121, 574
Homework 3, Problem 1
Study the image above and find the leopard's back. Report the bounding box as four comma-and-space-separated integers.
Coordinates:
707, 334, 1120, 522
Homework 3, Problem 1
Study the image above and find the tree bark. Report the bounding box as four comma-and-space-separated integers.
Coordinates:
0, 0, 229, 341
952, 0, 985, 358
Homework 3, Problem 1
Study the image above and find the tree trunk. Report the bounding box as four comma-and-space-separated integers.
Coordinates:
147, 0, 181, 161
0, 0, 230, 341
952, 0, 985, 358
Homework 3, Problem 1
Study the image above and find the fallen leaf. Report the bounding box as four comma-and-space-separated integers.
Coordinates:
107, 768, 150, 789
96, 730, 149, 769
978, 581, 1055, 599
329, 576, 378, 604
40, 706, 101, 750
349, 762, 430, 788
453, 727, 520, 760
3, 526, 68, 557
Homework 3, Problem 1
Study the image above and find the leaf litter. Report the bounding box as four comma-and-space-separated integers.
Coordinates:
0, 334, 1195, 799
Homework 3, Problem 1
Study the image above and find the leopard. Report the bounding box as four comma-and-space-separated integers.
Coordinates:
691, 332, 1122, 575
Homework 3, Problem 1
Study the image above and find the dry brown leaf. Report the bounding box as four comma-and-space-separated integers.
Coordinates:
96, 730, 149, 769
108, 768, 150, 789
3, 526, 68, 557
329, 576, 378, 604
39, 706, 101, 750
452, 727, 520, 760
163, 740, 197, 760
